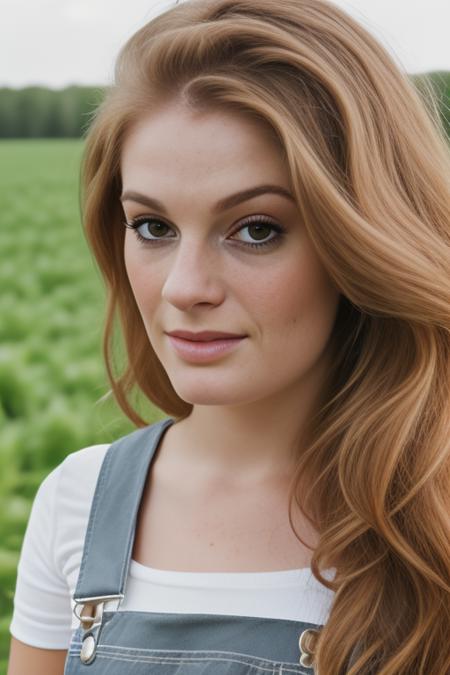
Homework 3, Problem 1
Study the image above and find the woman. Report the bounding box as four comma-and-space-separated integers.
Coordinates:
7, 0, 450, 673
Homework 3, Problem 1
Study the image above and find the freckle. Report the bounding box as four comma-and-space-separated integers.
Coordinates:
209, 542, 215, 547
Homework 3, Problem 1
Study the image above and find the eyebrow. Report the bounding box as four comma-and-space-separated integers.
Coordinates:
120, 184, 296, 216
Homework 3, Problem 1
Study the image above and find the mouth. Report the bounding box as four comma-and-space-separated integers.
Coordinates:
166, 334, 247, 363
166, 330, 247, 341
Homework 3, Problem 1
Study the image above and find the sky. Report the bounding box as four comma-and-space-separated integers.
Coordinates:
1, 0, 449, 88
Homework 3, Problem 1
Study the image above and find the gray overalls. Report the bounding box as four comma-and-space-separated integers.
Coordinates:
64, 417, 321, 674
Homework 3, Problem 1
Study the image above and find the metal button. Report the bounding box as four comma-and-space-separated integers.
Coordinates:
80, 634, 96, 664
300, 651, 314, 668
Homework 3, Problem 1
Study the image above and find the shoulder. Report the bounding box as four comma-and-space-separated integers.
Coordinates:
9, 442, 112, 647
29, 419, 171, 579
56, 442, 112, 503
43, 418, 170, 530
30, 442, 112, 584
30, 442, 111, 518
53, 443, 111, 547
32, 442, 111, 525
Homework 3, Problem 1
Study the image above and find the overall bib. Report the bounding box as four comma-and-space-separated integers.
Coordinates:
64, 417, 322, 674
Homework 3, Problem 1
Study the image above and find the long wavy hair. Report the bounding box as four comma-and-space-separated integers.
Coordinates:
80, 0, 450, 672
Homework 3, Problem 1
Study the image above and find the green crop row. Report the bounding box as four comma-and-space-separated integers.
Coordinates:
0, 140, 162, 667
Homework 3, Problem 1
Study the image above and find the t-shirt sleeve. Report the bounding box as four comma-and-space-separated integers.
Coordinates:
9, 461, 73, 649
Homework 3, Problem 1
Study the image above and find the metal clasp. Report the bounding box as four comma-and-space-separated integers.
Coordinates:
73, 600, 104, 631
299, 627, 321, 671
73, 594, 123, 627
72, 594, 123, 665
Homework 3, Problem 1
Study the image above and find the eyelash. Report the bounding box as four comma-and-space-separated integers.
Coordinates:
124, 214, 285, 251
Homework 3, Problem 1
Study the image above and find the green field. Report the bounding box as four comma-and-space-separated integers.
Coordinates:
0, 140, 163, 668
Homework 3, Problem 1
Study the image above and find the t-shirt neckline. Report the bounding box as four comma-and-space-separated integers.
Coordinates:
129, 558, 330, 589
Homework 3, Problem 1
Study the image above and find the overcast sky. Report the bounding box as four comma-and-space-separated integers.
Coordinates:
1, 0, 449, 88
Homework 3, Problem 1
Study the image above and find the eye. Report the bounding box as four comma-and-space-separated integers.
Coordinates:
230, 214, 285, 249
125, 217, 174, 244
124, 214, 286, 250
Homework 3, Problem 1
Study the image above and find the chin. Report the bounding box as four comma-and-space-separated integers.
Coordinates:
169, 378, 249, 407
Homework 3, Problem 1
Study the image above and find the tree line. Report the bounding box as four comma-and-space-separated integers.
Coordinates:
0, 85, 105, 138
0, 72, 448, 139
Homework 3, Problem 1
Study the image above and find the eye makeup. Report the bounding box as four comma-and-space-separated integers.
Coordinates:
124, 213, 286, 251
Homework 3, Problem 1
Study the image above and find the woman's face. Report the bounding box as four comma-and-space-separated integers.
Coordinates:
121, 102, 340, 407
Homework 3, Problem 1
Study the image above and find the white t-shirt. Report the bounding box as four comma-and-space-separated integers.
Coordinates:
9, 443, 336, 650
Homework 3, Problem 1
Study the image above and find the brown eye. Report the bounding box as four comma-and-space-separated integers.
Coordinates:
230, 215, 285, 249
124, 214, 286, 251
125, 217, 173, 240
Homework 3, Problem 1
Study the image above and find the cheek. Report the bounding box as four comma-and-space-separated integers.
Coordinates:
123, 237, 158, 318
249, 251, 339, 349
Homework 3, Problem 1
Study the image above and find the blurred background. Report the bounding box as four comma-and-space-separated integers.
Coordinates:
0, 0, 449, 668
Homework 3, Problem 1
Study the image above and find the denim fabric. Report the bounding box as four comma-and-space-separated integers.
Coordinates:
64, 418, 319, 674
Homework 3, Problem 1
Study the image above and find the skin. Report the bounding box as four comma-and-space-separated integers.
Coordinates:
7, 639, 67, 674
121, 100, 341, 486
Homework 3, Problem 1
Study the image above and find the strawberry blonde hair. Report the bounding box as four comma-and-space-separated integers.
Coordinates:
81, 1, 450, 672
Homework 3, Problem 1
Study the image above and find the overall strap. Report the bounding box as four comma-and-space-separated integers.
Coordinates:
73, 417, 175, 603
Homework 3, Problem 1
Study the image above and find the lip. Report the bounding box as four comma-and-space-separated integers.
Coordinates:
166, 330, 246, 341
166, 334, 246, 363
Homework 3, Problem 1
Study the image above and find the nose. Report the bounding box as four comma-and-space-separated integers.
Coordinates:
161, 237, 225, 311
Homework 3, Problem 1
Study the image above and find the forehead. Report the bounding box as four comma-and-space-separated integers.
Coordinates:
120, 103, 289, 190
